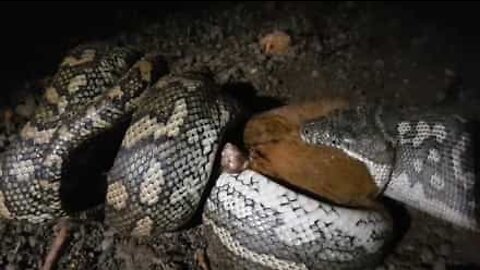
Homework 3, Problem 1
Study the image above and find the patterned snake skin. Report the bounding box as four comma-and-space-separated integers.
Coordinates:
103, 72, 241, 236
203, 170, 393, 270
0, 43, 155, 222
0, 43, 477, 270
300, 104, 479, 231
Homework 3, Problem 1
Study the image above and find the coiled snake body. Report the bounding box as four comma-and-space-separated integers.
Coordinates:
0, 43, 147, 222
0, 43, 478, 270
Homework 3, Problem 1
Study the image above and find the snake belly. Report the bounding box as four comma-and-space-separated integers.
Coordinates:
203, 170, 393, 270
0, 43, 150, 223
104, 73, 242, 237
300, 104, 479, 231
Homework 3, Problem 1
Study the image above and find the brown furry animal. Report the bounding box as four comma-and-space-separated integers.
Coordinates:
243, 99, 380, 208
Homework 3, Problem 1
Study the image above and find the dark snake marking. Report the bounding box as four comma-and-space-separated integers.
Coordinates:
301, 104, 479, 231
0, 43, 149, 223
1, 43, 477, 270
104, 73, 242, 236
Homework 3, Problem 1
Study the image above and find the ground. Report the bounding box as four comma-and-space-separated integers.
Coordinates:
0, 2, 479, 269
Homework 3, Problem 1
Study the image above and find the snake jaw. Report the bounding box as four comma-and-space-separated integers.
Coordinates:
301, 105, 395, 168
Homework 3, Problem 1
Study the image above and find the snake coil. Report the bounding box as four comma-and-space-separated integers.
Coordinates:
0, 43, 478, 270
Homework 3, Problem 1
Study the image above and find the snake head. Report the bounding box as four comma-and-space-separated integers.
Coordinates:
300, 105, 395, 166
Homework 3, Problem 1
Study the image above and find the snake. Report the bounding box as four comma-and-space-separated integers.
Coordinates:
300, 104, 479, 231
0, 43, 477, 270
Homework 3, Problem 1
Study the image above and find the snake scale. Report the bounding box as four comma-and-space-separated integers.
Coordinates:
0, 43, 478, 270
301, 104, 479, 231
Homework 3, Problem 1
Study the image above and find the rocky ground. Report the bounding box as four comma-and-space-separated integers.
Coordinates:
0, 1, 479, 269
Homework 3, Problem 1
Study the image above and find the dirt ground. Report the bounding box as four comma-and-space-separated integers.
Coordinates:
0, 2, 480, 269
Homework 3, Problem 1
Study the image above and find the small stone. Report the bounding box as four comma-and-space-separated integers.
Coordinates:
73, 231, 81, 239
28, 236, 36, 247
311, 70, 319, 78
259, 30, 291, 55
420, 245, 434, 263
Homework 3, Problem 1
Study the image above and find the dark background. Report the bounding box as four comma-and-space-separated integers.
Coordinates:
0, 1, 479, 94
0, 1, 225, 91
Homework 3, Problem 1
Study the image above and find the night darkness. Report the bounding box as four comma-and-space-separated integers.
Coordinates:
0, 1, 227, 93
0, 1, 479, 94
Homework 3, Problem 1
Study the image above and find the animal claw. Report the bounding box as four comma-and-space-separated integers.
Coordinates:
220, 143, 248, 174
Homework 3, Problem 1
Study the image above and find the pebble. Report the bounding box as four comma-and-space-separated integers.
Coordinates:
28, 236, 36, 248
101, 236, 114, 251
259, 30, 292, 55
420, 245, 435, 263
